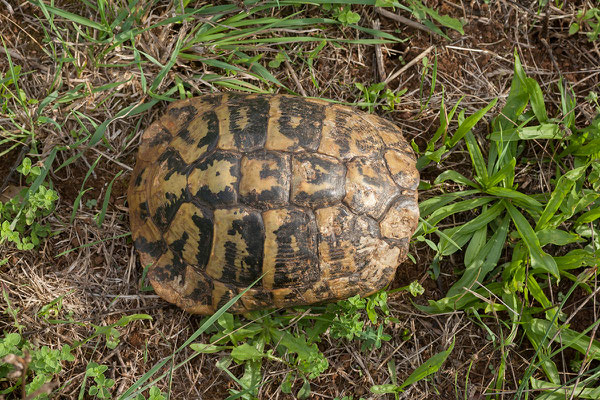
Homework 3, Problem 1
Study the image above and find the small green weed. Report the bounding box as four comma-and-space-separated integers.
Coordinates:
321, 4, 361, 26
0, 332, 74, 400
404, 0, 465, 37
570, 7, 600, 41
190, 287, 422, 400
80, 362, 115, 400
355, 82, 407, 112
0, 157, 58, 250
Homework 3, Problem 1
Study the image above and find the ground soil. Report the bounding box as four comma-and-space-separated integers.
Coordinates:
1, 1, 599, 399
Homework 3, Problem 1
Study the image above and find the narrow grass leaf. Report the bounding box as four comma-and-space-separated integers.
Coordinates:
397, 339, 455, 390
531, 378, 600, 400
418, 282, 504, 313
464, 131, 489, 182
438, 201, 505, 255
464, 224, 487, 268
31, 2, 107, 31
89, 98, 160, 147
425, 197, 494, 227
506, 202, 559, 278
522, 312, 561, 384
118, 276, 264, 400
575, 208, 600, 225
536, 165, 587, 230
70, 156, 101, 224
448, 98, 497, 147
537, 229, 582, 247
554, 249, 598, 271
519, 123, 561, 140
434, 170, 478, 188
150, 35, 183, 93
486, 187, 543, 210
526, 275, 556, 321
96, 170, 123, 226
492, 53, 528, 132
525, 77, 548, 123
487, 157, 516, 187
446, 214, 510, 298
370, 340, 455, 394
529, 318, 600, 360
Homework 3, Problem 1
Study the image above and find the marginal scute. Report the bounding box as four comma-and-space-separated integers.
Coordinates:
205, 207, 265, 286
344, 157, 400, 220
364, 113, 414, 154
163, 202, 213, 269
161, 101, 198, 134
150, 249, 217, 315
262, 208, 319, 290
187, 151, 240, 206
379, 195, 420, 242
239, 151, 290, 209
147, 150, 188, 232
137, 123, 172, 163
170, 110, 220, 164
315, 205, 379, 279
384, 149, 420, 190
291, 153, 345, 208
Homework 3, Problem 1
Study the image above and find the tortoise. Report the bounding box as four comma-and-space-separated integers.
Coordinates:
128, 93, 419, 315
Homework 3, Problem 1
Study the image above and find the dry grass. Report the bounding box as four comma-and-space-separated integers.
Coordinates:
1, 0, 599, 399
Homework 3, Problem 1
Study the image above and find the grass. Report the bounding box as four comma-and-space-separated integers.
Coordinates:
1, 0, 599, 399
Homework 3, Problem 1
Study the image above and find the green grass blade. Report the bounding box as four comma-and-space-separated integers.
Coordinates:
89, 98, 161, 147
446, 213, 510, 298
118, 277, 264, 400
575, 208, 600, 225
32, 2, 108, 31
434, 170, 478, 188
425, 197, 494, 227
536, 165, 588, 230
464, 131, 489, 183
70, 156, 102, 224
537, 229, 582, 247
487, 157, 516, 187
96, 171, 123, 227
524, 77, 548, 123
505, 202, 559, 278
519, 123, 562, 140
530, 318, 600, 360
486, 187, 543, 211
531, 378, 600, 400
448, 98, 497, 147
526, 275, 557, 321
397, 339, 455, 390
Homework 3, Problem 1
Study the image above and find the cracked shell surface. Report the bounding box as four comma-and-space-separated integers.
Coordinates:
128, 94, 419, 314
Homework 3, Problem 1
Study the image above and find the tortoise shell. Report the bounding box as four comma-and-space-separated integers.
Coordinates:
128, 94, 419, 314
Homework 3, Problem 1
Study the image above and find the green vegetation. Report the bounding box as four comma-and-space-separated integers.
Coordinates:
0, 332, 74, 399
0, 0, 598, 399
570, 7, 600, 41
414, 53, 600, 397
0, 157, 58, 251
